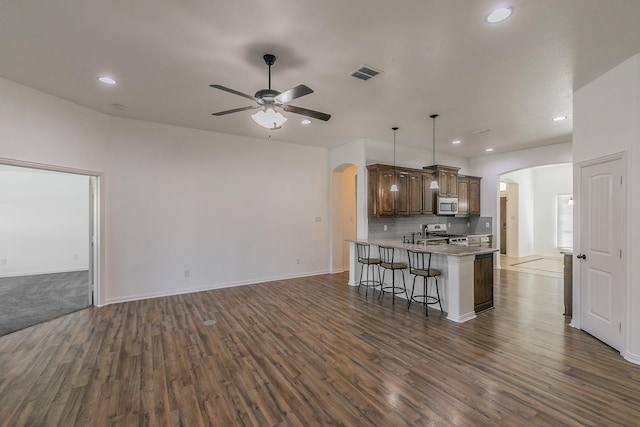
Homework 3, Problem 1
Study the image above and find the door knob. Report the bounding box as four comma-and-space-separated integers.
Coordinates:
577, 254, 587, 260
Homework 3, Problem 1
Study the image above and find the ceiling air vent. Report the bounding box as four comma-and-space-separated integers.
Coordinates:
351, 65, 383, 81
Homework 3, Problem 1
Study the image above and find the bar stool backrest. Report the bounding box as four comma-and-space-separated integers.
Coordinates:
378, 245, 396, 266
407, 250, 434, 275
356, 242, 372, 262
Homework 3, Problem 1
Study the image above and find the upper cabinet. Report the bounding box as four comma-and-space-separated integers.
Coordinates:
469, 176, 481, 215
458, 174, 482, 216
433, 165, 460, 198
368, 164, 435, 217
367, 163, 480, 217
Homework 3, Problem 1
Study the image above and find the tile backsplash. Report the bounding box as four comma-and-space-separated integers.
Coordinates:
368, 216, 493, 240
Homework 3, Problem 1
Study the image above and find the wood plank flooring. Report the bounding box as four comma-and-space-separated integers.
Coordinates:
0, 269, 639, 426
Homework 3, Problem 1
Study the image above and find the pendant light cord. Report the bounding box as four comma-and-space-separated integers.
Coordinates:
430, 114, 438, 165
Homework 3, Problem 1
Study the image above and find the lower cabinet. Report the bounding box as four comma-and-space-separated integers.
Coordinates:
474, 253, 494, 313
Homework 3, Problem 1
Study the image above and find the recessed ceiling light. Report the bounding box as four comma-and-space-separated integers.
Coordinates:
301, 119, 311, 125
486, 7, 513, 24
485, 148, 494, 152
97, 76, 117, 85
553, 116, 567, 121
452, 140, 462, 145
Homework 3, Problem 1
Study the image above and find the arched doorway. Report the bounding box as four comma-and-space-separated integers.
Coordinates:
331, 164, 357, 273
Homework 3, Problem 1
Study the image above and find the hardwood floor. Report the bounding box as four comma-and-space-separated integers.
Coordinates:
0, 269, 639, 426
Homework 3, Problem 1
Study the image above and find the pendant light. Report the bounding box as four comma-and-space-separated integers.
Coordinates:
390, 127, 399, 192
429, 114, 440, 190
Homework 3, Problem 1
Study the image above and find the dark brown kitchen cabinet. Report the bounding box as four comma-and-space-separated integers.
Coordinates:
367, 164, 410, 217
408, 171, 423, 215
474, 252, 494, 313
433, 165, 459, 198
457, 176, 470, 215
457, 174, 481, 216
469, 177, 481, 215
421, 170, 436, 214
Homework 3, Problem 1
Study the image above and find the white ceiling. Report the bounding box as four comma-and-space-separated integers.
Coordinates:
1, 1, 639, 158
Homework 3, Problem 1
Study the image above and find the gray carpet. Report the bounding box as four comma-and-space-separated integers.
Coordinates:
0, 270, 90, 336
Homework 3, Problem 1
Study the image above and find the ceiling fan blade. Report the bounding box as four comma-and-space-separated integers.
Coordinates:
212, 105, 260, 116
282, 104, 331, 121
275, 84, 313, 104
210, 85, 257, 102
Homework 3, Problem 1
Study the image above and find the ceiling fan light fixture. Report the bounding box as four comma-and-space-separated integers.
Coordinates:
429, 180, 440, 190
251, 107, 287, 129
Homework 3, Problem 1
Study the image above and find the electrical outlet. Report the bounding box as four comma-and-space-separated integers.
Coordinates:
0, 259, 6, 265
486, 222, 490, 228
296, 259, 300, 264
419, 224, 423, 230
466, 222, 470, 227
384, 225, 388, 231
315, 216, 322, 222
184, 270, 190, 278
73, 254, 78, 260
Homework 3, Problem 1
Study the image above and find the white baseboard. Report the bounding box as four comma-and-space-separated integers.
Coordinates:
623, 351, 640, 366
99, 269, 330, 307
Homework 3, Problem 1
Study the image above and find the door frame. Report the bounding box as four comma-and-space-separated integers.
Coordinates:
572, 152, 627, 353
0, 157, 103, 306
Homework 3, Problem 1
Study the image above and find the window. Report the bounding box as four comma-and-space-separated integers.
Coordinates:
557, 194, 573, 250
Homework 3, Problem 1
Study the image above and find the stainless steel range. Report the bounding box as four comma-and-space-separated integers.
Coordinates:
425, 224, 468, 245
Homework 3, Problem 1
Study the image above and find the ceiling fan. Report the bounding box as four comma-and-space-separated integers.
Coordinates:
210, 54, 331, 130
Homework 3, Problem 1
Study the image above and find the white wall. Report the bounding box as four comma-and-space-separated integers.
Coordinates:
502, 168, 535, 257
365, 138, 471, 174
574, 53, 640, 364
0, 76, 331, 304
0, 166, 89, 276
532, 165, 573, 256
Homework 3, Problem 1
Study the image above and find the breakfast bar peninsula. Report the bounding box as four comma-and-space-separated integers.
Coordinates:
348, 239, 498, 323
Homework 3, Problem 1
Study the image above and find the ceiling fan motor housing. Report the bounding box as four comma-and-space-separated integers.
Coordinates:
255, 88, 281, 101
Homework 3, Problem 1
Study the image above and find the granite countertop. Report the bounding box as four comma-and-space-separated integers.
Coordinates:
351, 239, 498, 257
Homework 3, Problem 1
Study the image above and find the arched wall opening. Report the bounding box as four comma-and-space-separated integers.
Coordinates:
331, 163, 358, 273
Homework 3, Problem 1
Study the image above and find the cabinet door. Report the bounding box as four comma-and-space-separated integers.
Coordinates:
474, 253, 494, 312
367, 168, 378, 217
437, 170, 449, 197
421, 171, 435, 214
469, 177, 481, 215
378, 169, 395, 216
408, 172, 423, 215
457, 177, 469, 214
395, 171, 410, 215
448, 172, 458, 197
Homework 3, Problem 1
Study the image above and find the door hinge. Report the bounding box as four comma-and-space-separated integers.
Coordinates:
620, 249, 622, 258
619, 323, 622, 332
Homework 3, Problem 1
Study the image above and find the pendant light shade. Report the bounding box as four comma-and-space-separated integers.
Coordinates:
429, 114, 440, 190
390, 127, 399, 192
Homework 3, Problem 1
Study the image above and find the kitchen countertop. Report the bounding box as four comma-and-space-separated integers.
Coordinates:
351, 239, 498, 257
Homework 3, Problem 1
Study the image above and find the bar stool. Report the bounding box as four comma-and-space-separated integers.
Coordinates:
377, 245, 408, 304
406, 249, 443, 316
355, 242, 381, 296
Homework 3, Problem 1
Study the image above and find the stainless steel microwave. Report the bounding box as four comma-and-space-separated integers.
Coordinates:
437, 197, 458, 215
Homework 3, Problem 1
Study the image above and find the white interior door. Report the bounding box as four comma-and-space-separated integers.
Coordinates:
579, 157, 624, 350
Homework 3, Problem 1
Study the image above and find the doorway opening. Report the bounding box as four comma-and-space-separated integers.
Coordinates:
498, 163, 572, 279
0, 161, 100, 335
331, 164, 357, 273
